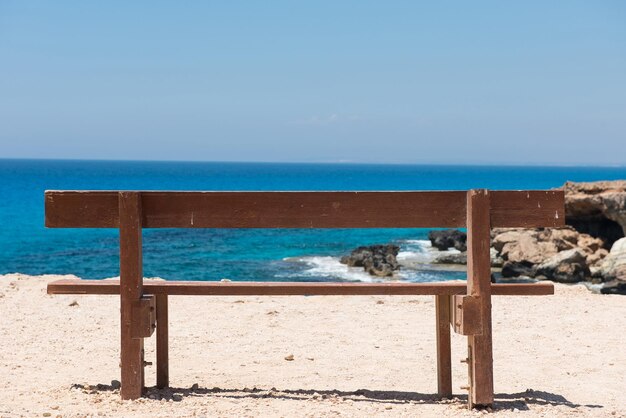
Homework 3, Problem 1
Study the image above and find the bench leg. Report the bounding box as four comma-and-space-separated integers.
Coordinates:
436, 295, 452, 398
119, 192, 145, 400
156, 294, 169, 389
467, 317, 493, 407
466, 189, 494, 408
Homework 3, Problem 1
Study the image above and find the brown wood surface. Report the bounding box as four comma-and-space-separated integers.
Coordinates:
452, 295, 483, 336
490, 189, 564, 228
156, 294, 169, 389
45, 188, 562, 406
435, 295, 452, 398
131, 296, 156, 339
466, 190, 494, 408
119, 192, 145, 400
47, 279, 554, 296
44, 190, 564, 229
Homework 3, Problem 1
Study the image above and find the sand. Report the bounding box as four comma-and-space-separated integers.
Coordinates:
0, 274, 624, 417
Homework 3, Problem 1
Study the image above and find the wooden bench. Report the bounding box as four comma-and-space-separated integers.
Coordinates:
45, 189, 564, 408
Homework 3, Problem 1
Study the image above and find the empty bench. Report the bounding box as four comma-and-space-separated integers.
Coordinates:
45, 189, 564, 408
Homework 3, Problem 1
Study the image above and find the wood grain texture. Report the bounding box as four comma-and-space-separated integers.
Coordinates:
490, 189, 564, 228
130, 296, 156, 339
156, 294, 169, 389
452, 295, 483, 336
466, 190, 494, 408
44, 190, 564, 229
47, 280, 555, 296
436, 295, 452, 398
45, 188, 562, 406
119, 192, 145, 400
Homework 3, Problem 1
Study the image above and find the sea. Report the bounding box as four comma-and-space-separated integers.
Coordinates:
1, 159, 624, 282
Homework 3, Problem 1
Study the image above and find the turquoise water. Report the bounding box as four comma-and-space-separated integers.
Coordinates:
1, 159, 624, 281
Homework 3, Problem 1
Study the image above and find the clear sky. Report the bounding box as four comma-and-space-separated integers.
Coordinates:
1, 1, 625, 165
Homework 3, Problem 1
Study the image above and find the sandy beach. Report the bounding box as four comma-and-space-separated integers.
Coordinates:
0, 274, 624, 417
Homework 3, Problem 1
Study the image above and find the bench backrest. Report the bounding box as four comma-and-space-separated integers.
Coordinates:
45, 190, 564, 229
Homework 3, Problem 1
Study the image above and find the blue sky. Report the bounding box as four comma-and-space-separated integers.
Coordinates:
1, 1, 625, 165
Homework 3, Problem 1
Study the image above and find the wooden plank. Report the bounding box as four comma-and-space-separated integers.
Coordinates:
44, 190, 563, 229
45, 191, 466, 228
490, 190, 565, 228
46, 191, 119, 228
435, 295, 452, 398
156, 294, 169, 389
466, 189, 494, 408
47, 280, 555, 296
119, 192, 145, 400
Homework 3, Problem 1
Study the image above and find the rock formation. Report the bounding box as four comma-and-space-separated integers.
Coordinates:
534, 248, 590, 283
340, 244, 400, 277
425, 180, 626, 292
432, 247, 503, 267
595, 237, 626, 294
492, 227, 605, 283
339, 181, 626, 293
563, 180, 626, 248
428, 229, 467, 251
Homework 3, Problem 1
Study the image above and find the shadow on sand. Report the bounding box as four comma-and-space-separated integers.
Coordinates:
72, 383, 603, 412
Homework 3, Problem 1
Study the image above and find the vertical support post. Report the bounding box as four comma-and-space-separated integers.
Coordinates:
436, 295, 452, 398
466, 189, 494, 408
119, 192, 144, 400
156, 294, 169, 389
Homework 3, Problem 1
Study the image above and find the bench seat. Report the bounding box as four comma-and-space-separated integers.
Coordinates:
47, 279, 554, 296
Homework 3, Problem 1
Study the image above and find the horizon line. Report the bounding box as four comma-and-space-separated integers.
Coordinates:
1, 157, 625, 169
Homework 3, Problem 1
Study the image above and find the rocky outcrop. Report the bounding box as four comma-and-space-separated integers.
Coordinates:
432, 252, 467, 265
596, 237, 626, 280
432, 252, 467, 264
492, 227, 606, 283
501, 260, 535, 278
563, 181, 626, 248
490, 181, 625, 287
493, 229, 559, 264
596, 238, 626, 294
432, 247, 503, 267
534, 249, 590, 283
428, 229, 467, 251
340, 181, 626, 290
340, 244, 400, 277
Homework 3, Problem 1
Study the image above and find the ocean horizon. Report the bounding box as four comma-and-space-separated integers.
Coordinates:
2, 158, 625, 282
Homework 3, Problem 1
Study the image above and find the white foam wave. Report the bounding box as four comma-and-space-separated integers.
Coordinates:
279, 239, 464, 283
281, 256, 385, 282
396, 269, 452, 282
396, 239, 460, 266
